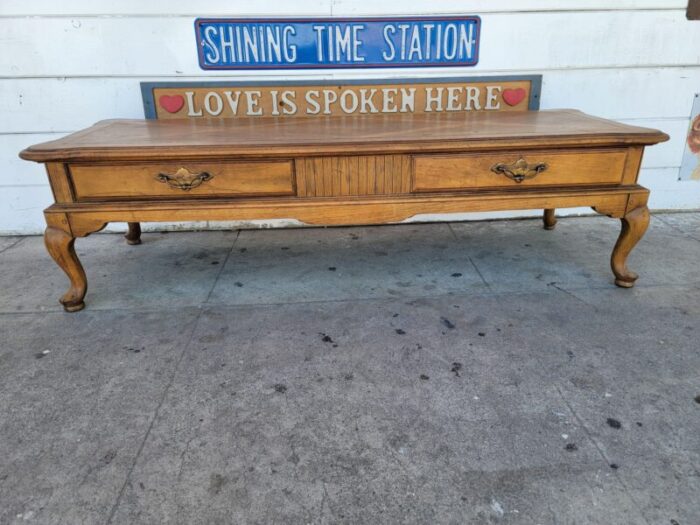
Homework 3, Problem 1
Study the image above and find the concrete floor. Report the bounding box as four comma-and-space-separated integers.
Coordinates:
1, 213, 699, 525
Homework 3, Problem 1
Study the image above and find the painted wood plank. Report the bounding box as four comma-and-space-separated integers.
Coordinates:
0, 185, 54, 235
0, 1, 331, 17
620, 119, 690, 170
1, 133, 58, 186
0, 0, 685, 16
331, 0, 687, 15
2, 11, 698, 77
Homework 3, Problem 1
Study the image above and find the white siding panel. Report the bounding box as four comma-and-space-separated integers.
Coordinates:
0, 79, 145, 133
1, 134, 60, 186
2, 11, 699, 77
0, 185, 53, 235
0, 0, 685, 17
1, 4, 699, 234
620, 119, 690, 169
641, 168, 700, 209
540, 68, 700, 120
0, 1, 332, 17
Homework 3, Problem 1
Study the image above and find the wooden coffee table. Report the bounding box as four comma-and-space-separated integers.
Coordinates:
20, 110, 668, 311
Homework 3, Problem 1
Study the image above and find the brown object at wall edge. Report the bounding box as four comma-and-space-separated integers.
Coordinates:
688, 0, 700, 20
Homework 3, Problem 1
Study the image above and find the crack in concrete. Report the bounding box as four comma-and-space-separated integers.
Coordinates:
554, 384, 653, 525
447, 223, 492, 291
104, 308, 207, 525
654, 214, 700, 243
547, 282, 595, 307
0, 236, 26, 255
203, 229, 240, 305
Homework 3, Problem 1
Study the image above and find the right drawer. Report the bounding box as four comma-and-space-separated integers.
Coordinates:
412, 149, 628, 192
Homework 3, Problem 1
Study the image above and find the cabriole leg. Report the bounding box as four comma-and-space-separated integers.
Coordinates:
543, 208, 557, 230
44, 227, 87, 312
611, 205, 650, 288
125, 222, 141, 245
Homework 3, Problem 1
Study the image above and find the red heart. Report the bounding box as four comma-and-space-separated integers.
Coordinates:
159, 94, 185, 114
502, 88, 527, 107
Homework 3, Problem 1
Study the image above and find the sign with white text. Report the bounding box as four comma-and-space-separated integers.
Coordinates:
141, 77, 541, 120
195, 17, 480, 70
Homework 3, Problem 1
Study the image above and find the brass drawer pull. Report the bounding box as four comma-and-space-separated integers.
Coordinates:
155, 167, 213, 190
491, 158, 548, 183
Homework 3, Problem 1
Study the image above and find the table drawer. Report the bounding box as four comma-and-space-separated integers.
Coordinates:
69, 160, 295, 200
412, 149, 628, 192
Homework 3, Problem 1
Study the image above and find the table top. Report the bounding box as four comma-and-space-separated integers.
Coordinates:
21, 109, 669, 162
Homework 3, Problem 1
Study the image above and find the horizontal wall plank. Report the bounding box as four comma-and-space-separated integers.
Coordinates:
2, 11, 699, 77
0, 1, 331, 17
0, 185, 53, 235
539, 67, 700, 119
2, 67, 700, 134
0, 0, 686, 17
331, 0, 687, 15
641, 168, 700, 210
619, 119, 689, 170
1, 134, 61, 186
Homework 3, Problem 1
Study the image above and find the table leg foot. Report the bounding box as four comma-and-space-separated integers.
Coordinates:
44, 226, 88, 312
611, 205, 649, 288
125, 222, 142, 245
543, 208, 557, 230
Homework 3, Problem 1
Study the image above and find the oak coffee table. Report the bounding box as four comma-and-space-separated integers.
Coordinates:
20, 110, 668, 311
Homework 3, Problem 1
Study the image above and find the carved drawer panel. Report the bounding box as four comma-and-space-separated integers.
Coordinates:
69, 160, 295, 201
295, 155, 412, 197
412, 149, 628, 193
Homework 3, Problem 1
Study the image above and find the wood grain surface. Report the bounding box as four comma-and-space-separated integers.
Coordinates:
20, 110, 668, 162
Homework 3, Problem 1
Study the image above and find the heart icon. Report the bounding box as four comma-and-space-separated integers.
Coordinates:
159, 94, 185, 114
502, 88, 527, 107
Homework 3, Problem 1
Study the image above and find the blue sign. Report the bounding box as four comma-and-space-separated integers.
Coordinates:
195, 17, 481, 70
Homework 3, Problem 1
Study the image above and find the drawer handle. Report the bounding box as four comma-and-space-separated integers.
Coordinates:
491, 158, 548, 183
155, 167, 213, 191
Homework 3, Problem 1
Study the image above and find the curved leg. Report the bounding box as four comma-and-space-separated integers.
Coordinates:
125, 222, 141, 245
44, 227, 87, 312
611, 205, 650, 288
543, 208, 557, 230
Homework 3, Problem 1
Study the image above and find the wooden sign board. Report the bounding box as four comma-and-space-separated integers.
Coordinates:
141, 76, 541, 120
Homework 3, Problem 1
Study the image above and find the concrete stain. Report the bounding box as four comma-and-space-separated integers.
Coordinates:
607, 418, 622, 429
441, 317, 456, 330
100, 450, 117, 466
208, 473, 227, 495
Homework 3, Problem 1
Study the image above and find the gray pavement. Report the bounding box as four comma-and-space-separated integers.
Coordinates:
0, 213, 699, 524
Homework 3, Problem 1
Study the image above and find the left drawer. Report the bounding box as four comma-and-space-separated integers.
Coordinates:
68, 160, 295, 201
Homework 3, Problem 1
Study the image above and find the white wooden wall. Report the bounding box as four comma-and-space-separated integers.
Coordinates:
2, 0, 699, 234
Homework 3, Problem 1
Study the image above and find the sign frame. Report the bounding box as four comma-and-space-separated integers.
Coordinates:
141, 75, 542, 120
194, 16, 481, 70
